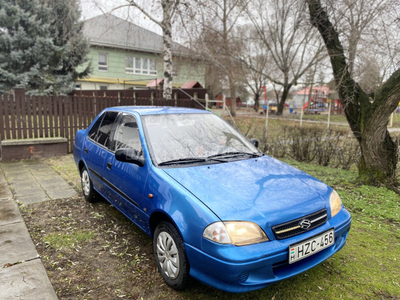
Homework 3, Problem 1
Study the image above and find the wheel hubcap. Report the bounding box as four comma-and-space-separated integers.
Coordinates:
156, 231, 180, 279
82, 170, 90, 196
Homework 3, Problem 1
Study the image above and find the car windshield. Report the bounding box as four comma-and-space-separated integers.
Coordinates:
142, 113, 259, 166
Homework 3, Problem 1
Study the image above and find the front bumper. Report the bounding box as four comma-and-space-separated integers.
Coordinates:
185, 208, 351, 293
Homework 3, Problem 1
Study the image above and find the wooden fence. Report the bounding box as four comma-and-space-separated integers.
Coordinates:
0, 93, 204, 153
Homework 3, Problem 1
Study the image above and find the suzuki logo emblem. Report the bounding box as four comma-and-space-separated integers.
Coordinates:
299, 219, 311, 229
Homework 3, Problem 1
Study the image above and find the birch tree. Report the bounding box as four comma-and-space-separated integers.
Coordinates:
115, 0, 181, 101
306, 0, 400, 188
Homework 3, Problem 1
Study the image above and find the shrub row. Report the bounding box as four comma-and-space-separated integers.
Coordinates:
257, 126, 360, 170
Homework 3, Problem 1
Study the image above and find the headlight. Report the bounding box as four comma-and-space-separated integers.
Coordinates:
330, 189, 342, 217
203, 221, 269, 246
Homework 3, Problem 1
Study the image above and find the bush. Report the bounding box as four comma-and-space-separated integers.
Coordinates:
258, 125, 360, 170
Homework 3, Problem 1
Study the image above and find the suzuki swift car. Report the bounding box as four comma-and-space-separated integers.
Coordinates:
73, 106, 351, 293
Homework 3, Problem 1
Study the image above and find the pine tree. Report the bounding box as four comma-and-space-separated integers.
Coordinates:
0, 0, 90, 95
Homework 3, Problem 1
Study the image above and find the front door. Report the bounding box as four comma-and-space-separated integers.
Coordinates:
102, 113, 151, 233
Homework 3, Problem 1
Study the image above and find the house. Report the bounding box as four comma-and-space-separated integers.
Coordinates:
76, 14, 206, 90
293, 85, 342, 113
292, 85, 330, 108
215, 93, 242, 108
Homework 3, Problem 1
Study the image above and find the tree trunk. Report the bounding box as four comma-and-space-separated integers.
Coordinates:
228, 75, 237, 117
277, 84, 291, 115
162, 0, 173, 101
307, 0, 400, 186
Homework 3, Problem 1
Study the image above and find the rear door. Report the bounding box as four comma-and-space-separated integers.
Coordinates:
84, 111, 119, 197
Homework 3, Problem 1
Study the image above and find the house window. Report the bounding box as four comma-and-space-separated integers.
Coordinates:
98, 53, 108, 71
126, 56, 157, 76
75, 84, 81, 90
99, 85, 108, 90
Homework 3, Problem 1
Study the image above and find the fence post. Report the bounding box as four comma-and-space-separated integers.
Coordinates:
300, 97, 304, 127
327, 99, 332, 129
222, 95, 227, 116
206, 93, 209, 109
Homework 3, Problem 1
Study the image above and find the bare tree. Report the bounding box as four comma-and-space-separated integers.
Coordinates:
234, 24, 276, 110
324, 0, 393, 77
306, 0, 400, 188
187, 0, 249, 117
244, 0, 327, 115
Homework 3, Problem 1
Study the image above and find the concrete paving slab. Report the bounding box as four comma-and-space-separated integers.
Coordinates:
5, 175, 33, 184
0, 222, 38, 266
23, 163, 48, 169
9, 181, 40, 189
1, 162, 23, 171
0, 182, 12, 199
0, 172, 7, 183
0, 198, 23, 226
15, 192, 49, 205
39, 181, 72, 191
13, 187, 44, 197
3, 170, 31, 178
0, 259, 58, 300
47, 189, 77, 200
32, 171, 59, 179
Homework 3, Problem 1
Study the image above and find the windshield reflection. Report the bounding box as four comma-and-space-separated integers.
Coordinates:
142, 113, 259, 166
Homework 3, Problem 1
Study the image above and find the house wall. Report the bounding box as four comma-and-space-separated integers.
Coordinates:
77, 46, 206, 90
293, 94, 308, 108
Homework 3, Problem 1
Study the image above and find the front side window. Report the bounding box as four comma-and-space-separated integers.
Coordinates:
113, 114, 142, 154
98, 53, 108, 71
89, 111, 119, 149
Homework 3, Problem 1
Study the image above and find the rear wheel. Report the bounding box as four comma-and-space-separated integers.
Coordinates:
81, 166, 96, 203
153, 222, 189, 290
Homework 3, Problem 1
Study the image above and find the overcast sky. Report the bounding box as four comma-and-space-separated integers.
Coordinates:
79, 0, 163, 35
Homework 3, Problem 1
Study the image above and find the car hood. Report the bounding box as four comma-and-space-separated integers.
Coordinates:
163, 155, 331, 227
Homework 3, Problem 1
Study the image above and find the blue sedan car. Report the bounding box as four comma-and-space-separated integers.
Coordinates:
73, 106, 351, 293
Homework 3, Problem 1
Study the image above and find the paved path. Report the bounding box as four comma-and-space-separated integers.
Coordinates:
0, 160, 78, 300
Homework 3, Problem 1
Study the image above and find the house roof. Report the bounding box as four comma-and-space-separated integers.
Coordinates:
146, 78, 164, 87
296, 85, 330, 95
181, 81, 203, 89
83, 14, 190, 55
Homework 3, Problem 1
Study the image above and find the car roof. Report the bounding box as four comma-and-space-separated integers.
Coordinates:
105, 106, 210, 116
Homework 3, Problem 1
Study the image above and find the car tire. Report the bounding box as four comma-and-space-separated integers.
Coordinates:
80, 166, 96, 203
153, 221, 189, 290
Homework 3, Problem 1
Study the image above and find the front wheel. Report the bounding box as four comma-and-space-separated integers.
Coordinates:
81, 166, 96, 203
153, 222, 189, 290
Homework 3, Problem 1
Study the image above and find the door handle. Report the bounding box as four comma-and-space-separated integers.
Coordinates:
107, 162, 112, 170
85, 148, 88, 154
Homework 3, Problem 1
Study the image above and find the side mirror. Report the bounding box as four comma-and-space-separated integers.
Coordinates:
115, 148, 145, 167
250, 138, 259, 148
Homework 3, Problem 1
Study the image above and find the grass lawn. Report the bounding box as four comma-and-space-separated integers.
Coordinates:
23, 154, 398, 300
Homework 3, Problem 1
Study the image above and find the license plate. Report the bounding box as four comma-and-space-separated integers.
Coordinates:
289, 229, 334, 264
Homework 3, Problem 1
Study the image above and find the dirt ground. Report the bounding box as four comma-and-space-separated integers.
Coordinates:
18, 156, 241, 300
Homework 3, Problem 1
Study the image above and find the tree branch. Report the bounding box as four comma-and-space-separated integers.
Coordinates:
125, 0, 162, 27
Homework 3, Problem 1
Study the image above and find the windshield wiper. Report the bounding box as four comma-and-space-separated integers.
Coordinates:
158, 157, 207, 166
207, 151, 263, 160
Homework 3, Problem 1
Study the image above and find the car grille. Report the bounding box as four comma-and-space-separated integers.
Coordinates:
271, 209, 328, 240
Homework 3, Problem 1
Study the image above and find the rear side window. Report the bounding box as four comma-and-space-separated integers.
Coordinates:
88, 111, 119, 149
88, 114, 104, 140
